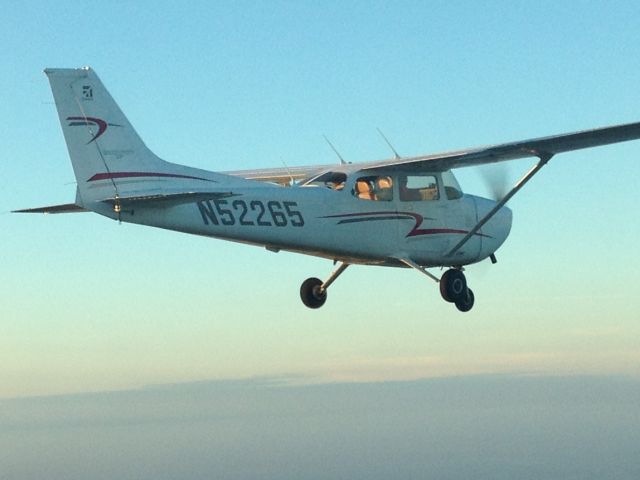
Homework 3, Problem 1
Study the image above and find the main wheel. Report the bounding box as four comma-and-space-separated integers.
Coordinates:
300, 277, 327, 309
440, 269, 467, 303
455, 288, 475, 312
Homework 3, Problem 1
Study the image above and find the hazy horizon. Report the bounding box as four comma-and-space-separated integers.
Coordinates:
2, 374, 639, 479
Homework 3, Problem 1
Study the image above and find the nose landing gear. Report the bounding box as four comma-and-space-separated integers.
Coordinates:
439, 268, 475, 312
439, 269, 467, 303
453, 286, 475, 312
398, 258, 476, 312
440, 268, 475, 312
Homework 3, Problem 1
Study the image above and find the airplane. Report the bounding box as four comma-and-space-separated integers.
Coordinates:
15, 67, 640, 312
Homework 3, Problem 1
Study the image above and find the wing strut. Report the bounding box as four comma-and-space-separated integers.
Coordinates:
321, 262, 350, 292
446, 152, 554, 258
397, 258, 440, 283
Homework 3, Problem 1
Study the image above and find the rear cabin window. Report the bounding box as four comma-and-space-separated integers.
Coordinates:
352, 175, 393, 201
399, 174, 439, 201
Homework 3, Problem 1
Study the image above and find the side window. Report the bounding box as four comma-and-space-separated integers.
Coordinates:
400, 175, 439, 201
352, 175, 393, 201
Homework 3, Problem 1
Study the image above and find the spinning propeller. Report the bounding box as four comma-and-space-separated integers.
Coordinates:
478, 164, 511, 202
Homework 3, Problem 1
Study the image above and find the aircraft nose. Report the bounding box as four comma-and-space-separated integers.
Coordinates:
496, 204, 513, 240
474, 196, 513, 255
487, 203, 512, 255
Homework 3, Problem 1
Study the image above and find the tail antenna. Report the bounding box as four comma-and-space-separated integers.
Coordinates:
322, 135, 347, 165
376, 128, 401, 159
71, 91, 120, 198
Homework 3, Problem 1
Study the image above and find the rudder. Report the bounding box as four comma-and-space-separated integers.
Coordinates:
45, 67, 171, 204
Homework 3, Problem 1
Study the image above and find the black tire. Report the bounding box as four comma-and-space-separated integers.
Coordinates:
440, 269, 467, 303
455, 288, 475, 313
300, 277, 327, 309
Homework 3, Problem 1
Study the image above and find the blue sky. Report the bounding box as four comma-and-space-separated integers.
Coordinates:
1, 1, 640, 398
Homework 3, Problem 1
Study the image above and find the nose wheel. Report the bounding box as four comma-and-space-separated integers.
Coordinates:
398, 259, 476, 313
439, 269, 467, 303
440, 268, 474, 312
454, 287, 474, 312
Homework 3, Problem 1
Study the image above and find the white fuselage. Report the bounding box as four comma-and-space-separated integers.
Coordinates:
102, 169, 512, 268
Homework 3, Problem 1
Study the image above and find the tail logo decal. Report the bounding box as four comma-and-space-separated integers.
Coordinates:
66, 116, 121, 144
82, 86, 93, 99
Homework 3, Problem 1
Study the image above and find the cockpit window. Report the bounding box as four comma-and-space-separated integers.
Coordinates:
300, 171, 347, 191
399, 174, 439, 201
442, 170, 463, 200
353, 175, 393, 201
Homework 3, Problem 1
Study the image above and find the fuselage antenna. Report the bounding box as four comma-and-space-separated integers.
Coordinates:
280, 157, 295, 186
323, 135, 347, 165
376, 128, 401, 159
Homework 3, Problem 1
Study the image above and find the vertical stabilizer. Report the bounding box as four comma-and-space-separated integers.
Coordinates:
45, 67, 173, 203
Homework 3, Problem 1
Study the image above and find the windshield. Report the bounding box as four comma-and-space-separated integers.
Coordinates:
442, 170, 463, 200
299, 171, 347, 191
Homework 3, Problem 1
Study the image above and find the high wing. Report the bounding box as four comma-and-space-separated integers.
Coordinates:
356, 120, 640, 172
225, 121, 640, 182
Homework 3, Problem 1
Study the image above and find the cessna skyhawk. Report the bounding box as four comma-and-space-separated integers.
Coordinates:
16, 67, 640, 312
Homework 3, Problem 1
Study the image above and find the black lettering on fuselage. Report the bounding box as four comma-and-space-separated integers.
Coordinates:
197, 200, 219, 225
196, 199, 305, 228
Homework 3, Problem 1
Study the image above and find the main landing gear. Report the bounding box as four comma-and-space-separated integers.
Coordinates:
300, 263, 349, 309
299, 261, 474, 313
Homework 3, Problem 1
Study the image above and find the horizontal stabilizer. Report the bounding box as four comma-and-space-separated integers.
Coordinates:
100, 191, 235, 208
13, 203, 88, 214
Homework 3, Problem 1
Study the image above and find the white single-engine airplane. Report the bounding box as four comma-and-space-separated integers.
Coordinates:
16, 67, 640, 312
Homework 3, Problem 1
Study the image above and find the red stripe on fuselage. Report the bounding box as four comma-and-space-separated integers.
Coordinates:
323, 211, 491, 238
87, 172, 214, 182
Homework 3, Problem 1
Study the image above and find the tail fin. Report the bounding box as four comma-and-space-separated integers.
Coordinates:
45, 67, 174, 204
